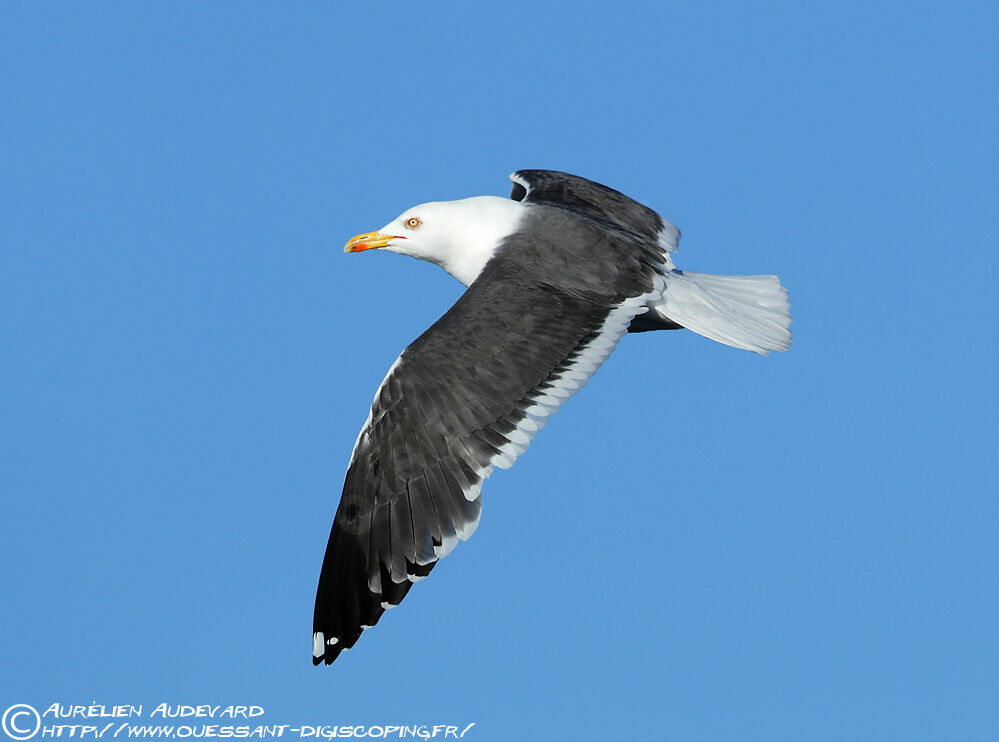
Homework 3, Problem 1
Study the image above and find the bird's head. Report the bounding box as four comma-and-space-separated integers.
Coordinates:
344, 196, 525, 286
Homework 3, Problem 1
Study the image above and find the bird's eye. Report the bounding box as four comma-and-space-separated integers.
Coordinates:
405, 217, 422, 230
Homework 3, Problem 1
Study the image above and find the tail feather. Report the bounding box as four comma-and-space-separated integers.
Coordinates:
655, 271, 792, 354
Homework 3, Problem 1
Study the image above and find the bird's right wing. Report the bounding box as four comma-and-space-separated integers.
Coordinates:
509, 169, 681, 254
313, 256, 656, 664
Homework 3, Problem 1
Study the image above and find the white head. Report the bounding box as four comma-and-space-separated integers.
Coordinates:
344, 196, 526, 286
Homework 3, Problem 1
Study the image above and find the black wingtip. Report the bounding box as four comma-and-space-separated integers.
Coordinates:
312, 629, 345, 667
313, 637, 345, 667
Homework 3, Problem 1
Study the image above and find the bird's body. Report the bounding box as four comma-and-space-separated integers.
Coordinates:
313, 170, 791, 665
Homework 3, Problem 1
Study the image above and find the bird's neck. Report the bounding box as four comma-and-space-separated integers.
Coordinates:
431, 196, 526, 286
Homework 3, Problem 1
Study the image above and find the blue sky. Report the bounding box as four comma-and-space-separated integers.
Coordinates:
2, 2, 997, 740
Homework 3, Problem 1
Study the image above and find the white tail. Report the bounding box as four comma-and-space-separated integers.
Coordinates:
654, 271, 792, 355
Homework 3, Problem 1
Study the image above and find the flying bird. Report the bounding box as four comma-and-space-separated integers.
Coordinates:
313, 170, 791, 665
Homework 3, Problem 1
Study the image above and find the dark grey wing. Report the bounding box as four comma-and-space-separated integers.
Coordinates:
508, 170, 681, 335
509, 169, 680, 253
313, 253, 655, 665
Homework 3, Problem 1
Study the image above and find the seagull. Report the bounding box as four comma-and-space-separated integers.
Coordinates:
313, 170, 791, 664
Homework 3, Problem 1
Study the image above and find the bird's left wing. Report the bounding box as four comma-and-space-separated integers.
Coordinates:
313, 254, 658, 664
